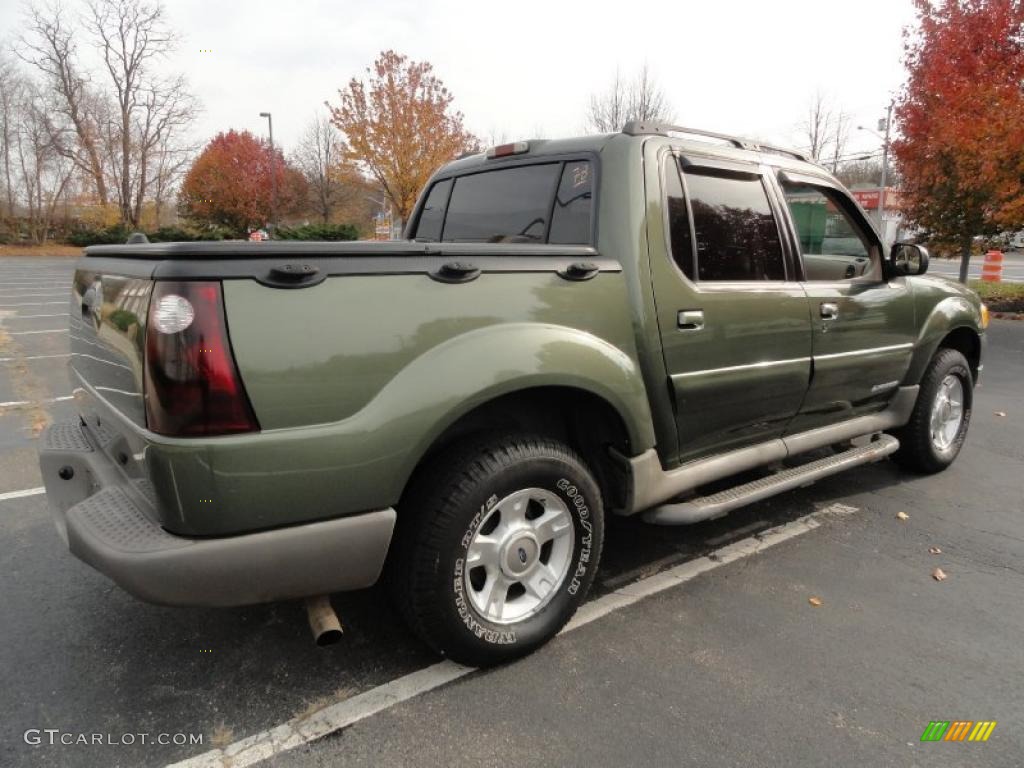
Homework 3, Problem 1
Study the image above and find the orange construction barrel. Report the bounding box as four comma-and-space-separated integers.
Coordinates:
981, 250, 1003, 282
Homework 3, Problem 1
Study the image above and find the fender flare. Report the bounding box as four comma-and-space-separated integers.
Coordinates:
371, 322, 657, 487
904, 295, 983, 385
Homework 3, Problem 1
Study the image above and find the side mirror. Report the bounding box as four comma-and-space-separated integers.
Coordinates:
890, 242, 929, 276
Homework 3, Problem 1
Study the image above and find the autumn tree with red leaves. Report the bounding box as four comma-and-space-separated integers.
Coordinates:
180, 129, 306, 236
893, 0, 1024, 282
327, 50, 477, 223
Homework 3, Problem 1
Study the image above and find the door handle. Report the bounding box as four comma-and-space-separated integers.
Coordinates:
820, 302, 839, 321
677, 309, 705, 331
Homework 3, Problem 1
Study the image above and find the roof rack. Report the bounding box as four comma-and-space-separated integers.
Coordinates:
621, 121, 811, 163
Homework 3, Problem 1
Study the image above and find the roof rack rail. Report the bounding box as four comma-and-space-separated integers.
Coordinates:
621, 121, 811, 163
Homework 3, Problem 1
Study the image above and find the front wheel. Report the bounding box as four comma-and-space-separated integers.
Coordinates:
390, 434, 604, 667
892, 348, 973, 473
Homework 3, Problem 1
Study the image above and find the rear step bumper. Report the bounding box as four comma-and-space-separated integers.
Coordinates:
644, 435, 900, 525
39, 420, 395, 607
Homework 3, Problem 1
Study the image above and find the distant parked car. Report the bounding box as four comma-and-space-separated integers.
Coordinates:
248, 229, 269, 241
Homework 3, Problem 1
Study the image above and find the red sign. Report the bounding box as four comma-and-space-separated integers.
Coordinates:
851, 188, 900, 211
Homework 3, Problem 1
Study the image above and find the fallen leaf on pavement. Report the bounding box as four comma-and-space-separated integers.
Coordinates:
928, 546, 942, 555
994, 411, 1006, 417
896, 511, 910, 521
808, 596, 823, 607
932, 567, 947, 581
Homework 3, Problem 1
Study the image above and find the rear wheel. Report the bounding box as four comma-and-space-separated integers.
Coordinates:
893, 348, 973, 473
390, 434, 603, 667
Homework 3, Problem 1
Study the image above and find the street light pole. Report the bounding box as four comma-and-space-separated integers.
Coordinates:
877, 100, 893, 241
259, 112, 276, 236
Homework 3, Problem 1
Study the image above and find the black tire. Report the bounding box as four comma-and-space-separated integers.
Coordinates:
389, 434, 604, 667
892, 348, 973, 473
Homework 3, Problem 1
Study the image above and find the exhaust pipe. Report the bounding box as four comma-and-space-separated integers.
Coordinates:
304, 595, 343, 646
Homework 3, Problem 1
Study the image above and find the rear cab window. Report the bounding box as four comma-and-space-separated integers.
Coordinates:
411, 159, 594, 245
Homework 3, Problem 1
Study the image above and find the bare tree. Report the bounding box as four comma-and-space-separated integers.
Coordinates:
803, 90, 831, 162
9, 77, 74, 243
0, 55, 22, 218
827, 109, 851, 173
132, 74, 199, 225
85, 0, 198, 226
88, 0, 169, 225
586, 64, 674, 133
293, 114, 349, 225
150, 128, 193, 224
801, 91, 850, 170
19, 2, 109, 205
835, 157, 884, 188
18, 0, 198, 227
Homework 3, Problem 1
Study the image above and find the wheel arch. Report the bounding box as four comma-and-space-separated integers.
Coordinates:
398, 385, 637, 515
936, 327, 981, 382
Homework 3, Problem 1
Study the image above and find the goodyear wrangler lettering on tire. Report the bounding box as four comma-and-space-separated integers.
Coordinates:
453, 558, 517, 645
460, 494, 499, 550
558, 478, 593, 596
453, 492, 518, 645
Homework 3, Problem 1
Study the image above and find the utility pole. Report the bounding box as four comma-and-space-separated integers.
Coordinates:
259, 112, 276, 236
877, 101, 893, 241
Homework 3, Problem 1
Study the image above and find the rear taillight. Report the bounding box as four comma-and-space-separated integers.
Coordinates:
144, 281, 259, 436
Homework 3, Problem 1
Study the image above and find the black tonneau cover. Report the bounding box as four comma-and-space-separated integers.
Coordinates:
84, 240, 599, 260
81, 241, 616, 287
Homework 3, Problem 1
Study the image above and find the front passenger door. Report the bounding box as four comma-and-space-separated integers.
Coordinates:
775, 173, 917, 433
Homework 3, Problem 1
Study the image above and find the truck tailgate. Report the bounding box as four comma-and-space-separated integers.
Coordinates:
70, 268, 152, 428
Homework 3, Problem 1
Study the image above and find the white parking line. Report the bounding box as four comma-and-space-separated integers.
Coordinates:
5, 314, 65, 319
6, 328, 68, 335
168, 503, 858, 768
0, 487, 45, 502
0, 301, 67, 307
0, 353, 70, 362
0, 395, 74, 409
0, 294, 68, 298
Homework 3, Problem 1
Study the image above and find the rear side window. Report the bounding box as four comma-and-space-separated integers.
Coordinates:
665, 161, 695, 279
414, 179, 451, 241
548, 161, 593, 244
442, 164, 560, 243
684, 168, 785, 281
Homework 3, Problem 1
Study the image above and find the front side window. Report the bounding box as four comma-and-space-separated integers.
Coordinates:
781, 183, 877, 281
441, 164, 560, 243
683, 168, 785, 281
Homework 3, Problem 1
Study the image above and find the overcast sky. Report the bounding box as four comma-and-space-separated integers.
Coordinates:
3, 0, 919, 158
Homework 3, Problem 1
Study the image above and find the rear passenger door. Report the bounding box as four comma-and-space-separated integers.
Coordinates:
649, 152, 813, 462
772, 172, 917, 432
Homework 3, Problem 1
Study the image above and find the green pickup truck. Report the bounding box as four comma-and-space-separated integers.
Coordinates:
40, 123, 987, 666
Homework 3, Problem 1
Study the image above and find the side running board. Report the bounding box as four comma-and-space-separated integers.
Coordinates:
643, 435, 899, 525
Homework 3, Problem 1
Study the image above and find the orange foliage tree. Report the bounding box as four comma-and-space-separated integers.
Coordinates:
893, 0, 1024, 282
327, 50, 477, 224
180, 130, 307, 237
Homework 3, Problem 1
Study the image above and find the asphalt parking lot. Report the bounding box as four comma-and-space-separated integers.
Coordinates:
1, 256, 1022, 768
